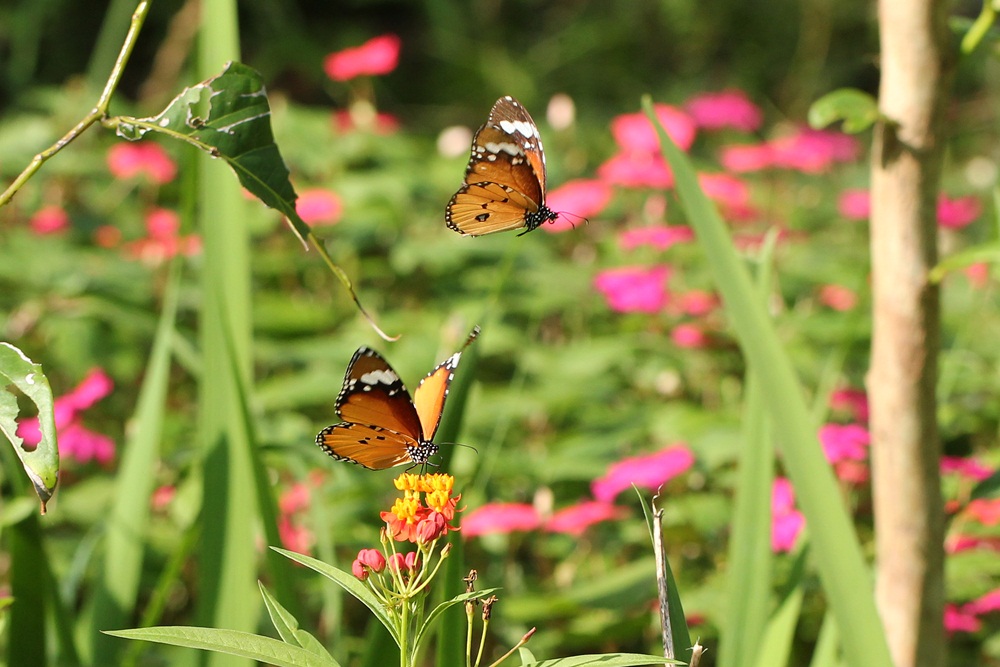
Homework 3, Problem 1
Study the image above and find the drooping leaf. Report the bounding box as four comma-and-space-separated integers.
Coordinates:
519, 654, 682, 666
259, 582, 336, 662
808, 89, 879, 134
0, 343, 58, 510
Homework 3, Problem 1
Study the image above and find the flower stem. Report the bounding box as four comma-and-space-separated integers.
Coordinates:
0, 0, 151, 208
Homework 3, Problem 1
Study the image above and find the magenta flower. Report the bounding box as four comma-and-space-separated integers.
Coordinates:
719, 143, 774, 172
593, 265, 672, 313
944, 604, 982, 634
278, 515, 314, 555
771, 477, 804, 553
462, 503, 541, 537
107, 142, 177, 184
936, 195, 981, 229
610, 106, 697, 154
965, 588, 1000, 615
17, 368, 116, 465
671, 323, 709, 349
768, 128, 861, 173
698, 172, 751, 209
818, 423, 870, 463
591, 445, 695, 502
597, 151, 673, 189
946, 535, 1000, 554
818, 284, 858, 311
324, 34, 401, 81
296, 189, 343, 226
354, 548, 387, 576
545, 501, 625, 536
829, 388, 869, 423
940, 456, 993, 482
543, 179, 614, 229
685, 90, 763, 133
837, 189, 871, 220
618, 225, 694, 252
965, 498, 1000, 526
279, 482, 312, 515
29, 205, 70, 235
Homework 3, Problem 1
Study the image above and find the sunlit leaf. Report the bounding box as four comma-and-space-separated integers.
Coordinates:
808, 89, 879, 134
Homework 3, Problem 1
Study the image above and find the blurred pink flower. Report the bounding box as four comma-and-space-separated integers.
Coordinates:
593, 265, 672, 313
818, 284, 858, 311
771, 477, 804, 552
544, 179, 613, 230
278, 515, 314, 555
671, 323, 709, 349
462, 503, 541, 537
944, 604, 982, 634
837, 189, 871, 220
151, 485, 176, 511
685, 90, 763, 132
965, 498, 1000, 526
17, 368, 116, 465
829, 388, 869, 423
93, 225, 122, 248
818, 423, 870, 463
937, 195, 981, 229
940, 456, 993, 482
125, 208, 201, 264
107, 142, 177, 184
597, 151, 673, 189
769, 128, 861, 173
947, 535, 1000, 554
591, 445, 695, 502
29, 205, 70, 235
720, 143, 774, 172
296, 189, 343, 226
964, 262, 990, 288
280, 482, 312, 515
966, 588, 1000, 615
676, 290, 718, 316
610, 106, 696, 154
545, 501, 625, 536
618, 225, 694, 251
698, 172, 751, 209
333, 110, 400, 135
324, 34, 401, 81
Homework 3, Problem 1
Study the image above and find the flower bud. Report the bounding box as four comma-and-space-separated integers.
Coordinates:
357, 548, 386, 573
352, 558, 369, 581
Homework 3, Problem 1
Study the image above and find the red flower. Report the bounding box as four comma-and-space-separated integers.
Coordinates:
107, 142, 177, 184
593, 265, 672, 313
818, 284, 858, 311
965, 498, 1000, 526
591, 445, 695, 502
324, 34, 401, 81
124, 208, 201, 264
354, 548, 386, 576
296, 189, 343, 226
29, 205, 70, 235
462, 503, 541, 537
545, 501, 624, 536
685, 89, 763, 132
387, 551, 419, 574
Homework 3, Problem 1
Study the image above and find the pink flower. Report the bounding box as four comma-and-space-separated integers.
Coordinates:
720, 143, 774, 172
107, 142, 177, 184
818, 423, 870, 463
324, 34, 401, 81
333, 110, 400, 135
769, 128, 861, 173
279, 482, 312, 515
355, 548, 386, 574
671, 323, 709, 349
543, 179, 614, 232
944, 604, 982, 634
829, 388, 869, 423
818, 284, 858, 311
125, 208, 201, 264
387, 551, 419, 573
937, 195, 981, 229
597, 151, 673, 189
58, 423, 116, 466
591, 445, 695, 502
964, 263, 990, 288
545, 501, 625, 536
698, 172, 751, 209
685, 90, 763, 133
151, 485, 176, 511
29, 205, 70, 235
940, 456, 992, 481
947, 535, 1000, 554
966, 588, 1000, 615
279, 515, 313, 554
965, 498, 1000, 526
618, 225, 694, 251
462, 503, 541, 537
676, 290, 718, 316
296, 189, 343, 226
837, 189, 871, 220
610, 106, 697, 153
593, 265, 672, 313
771, 477, 804, 553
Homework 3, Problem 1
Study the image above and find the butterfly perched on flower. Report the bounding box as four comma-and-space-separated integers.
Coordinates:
446, 96, 559, 236
315, 327, 480, 470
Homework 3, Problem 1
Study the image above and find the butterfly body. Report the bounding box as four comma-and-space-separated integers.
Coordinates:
316, 329, 478, 470
446, 96, 558, 236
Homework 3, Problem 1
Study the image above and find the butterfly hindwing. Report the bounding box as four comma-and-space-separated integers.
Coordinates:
316, 423, 432, 470
335, 348, 423, 440
447, 182, 542, 236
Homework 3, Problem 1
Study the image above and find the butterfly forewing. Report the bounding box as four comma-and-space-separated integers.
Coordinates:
484, 96, 547, 188
335, 348, 423, 440
316, 423, 432, 470
464, 125, 545, 205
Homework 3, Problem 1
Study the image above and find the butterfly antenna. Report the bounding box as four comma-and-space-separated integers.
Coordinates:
438, 441, 480, 456
557, 210, 590, 230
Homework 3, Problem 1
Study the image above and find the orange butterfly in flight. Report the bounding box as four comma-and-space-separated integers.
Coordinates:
315, 327, 479, 470
446, 96, 559, 236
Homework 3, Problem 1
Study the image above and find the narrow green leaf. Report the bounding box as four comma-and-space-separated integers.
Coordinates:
104, 627, 341, 667
808, 611, 840, 667
0, 342, 58, 508
645, 95, 893, 667
259, 583, 336, 663
929, 241, 1000, 283
752, 548, 808, 667
519, 647, 538, 664
271, 548, 400, 647
520, 654, 682, 666
808, 89, 879, 134
412, 588, 499, 663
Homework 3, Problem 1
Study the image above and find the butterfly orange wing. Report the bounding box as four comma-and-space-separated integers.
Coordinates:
334, 348, 423, 439
316, 423, 425, 470
413, 326, 480, 441
481, 96, 548, 194
446, 182, 541, 236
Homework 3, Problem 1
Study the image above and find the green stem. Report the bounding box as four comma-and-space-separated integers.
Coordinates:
0, 0, 151, 207
473, 618, 489, 667
399, 598, 410, 667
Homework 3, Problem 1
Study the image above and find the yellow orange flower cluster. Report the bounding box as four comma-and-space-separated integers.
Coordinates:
380, 473, 461, 543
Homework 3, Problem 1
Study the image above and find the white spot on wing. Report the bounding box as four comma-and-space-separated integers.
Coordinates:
499, 119, 538, 139
360, 369, 399, 386
484, 141, 523, 156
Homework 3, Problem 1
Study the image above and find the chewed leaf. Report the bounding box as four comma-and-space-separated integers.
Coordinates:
0, 343, 59, 511
114, 62, 396, 340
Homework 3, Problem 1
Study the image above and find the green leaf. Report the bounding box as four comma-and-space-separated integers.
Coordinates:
808, 89, 879, 134
114, 62, 310, 245
412, 588, 500, 664
259, 582, 337, 663
520, 654, 682, 666
0, 343, 58, 509
929, 241, 1000, 283
271, 548, 400, 648
103, 627, 341, 667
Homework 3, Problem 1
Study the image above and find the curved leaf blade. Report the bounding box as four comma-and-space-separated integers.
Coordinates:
808, 88, 879, 134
